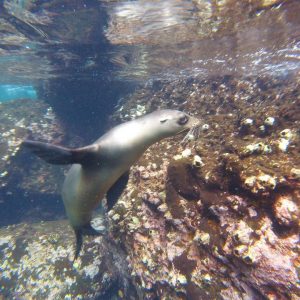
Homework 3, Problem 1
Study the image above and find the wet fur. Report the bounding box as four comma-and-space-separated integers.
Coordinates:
23, 110, 199, 259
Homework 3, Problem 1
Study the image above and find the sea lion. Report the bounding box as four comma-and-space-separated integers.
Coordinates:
23, 109, 200, 259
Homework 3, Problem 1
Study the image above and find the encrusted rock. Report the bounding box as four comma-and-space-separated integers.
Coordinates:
181, 148, 192, 158
0, 220, 136, 299
290, 168, 300, 180
264, 116, 275, 126
193, 155, 204, 168
193, 230, 210, 245
242, 172, 277, 194
273, 192, 300, 227
232, 221, 254, 245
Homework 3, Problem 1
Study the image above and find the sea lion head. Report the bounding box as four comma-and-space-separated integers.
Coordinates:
146, 109, 200, 139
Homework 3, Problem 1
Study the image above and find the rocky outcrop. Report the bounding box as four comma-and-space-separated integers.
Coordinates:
1, 75, 299, 299
0, 218, 136, 299
107, 74, 300, 299
1, 76, 299, 299
109, 161, 299, 299
0, 1, 299, 298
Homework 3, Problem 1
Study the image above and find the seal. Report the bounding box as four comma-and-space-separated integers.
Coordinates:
23, 109, 199, 259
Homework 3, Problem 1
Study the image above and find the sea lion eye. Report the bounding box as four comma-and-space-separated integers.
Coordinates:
178, 115, 188, 125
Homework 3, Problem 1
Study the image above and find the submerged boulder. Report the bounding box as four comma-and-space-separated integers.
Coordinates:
0, 218, 136, 299
107, 74, 300, 299
110, 158, 300, 299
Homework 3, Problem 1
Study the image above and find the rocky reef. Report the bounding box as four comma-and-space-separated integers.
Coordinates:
0, 0, 299, 299
1, 74, 299, 299
107, 74, 300, 299
0, 218, 136, 299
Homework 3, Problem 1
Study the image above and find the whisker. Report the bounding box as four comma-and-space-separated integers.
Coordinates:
181, 124, 201, 145
195, 126, 200, 138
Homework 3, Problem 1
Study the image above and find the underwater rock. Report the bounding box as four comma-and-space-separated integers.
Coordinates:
0, 218, 135, 299
1, 1, 300, 298
110, 164, 300, 299
142, 192, 162, 208
107, 73, 300, 299
1, 74, 299, 299
273, 191, 300, 227
167, 161, 200, 201
0, 99, 67, 194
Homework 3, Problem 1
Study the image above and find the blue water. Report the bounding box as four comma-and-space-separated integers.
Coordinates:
0, 84, 37, 102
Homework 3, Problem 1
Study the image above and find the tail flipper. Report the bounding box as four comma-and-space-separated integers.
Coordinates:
73, 224, 102, 262
22, 140, 98, 165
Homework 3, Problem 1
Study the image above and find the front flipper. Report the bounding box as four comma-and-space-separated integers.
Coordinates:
73, 224, 102, 262
106, 171, 130, 211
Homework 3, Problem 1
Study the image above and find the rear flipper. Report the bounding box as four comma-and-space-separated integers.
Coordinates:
73, 224, 102, 262
22, 139, 98, 165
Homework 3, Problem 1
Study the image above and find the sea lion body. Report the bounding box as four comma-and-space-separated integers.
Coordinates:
23, 109, 199, 258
